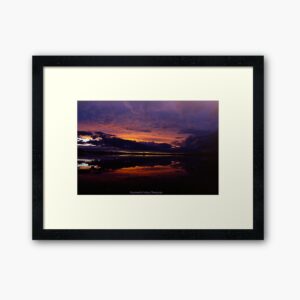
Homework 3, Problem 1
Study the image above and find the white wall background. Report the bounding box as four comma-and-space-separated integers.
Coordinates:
0, 1, 299, 299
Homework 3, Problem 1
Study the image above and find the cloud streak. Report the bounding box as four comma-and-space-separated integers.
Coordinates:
78, 101, 218, 145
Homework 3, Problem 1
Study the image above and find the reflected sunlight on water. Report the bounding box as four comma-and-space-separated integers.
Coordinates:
78, 162, 101, 171
77, 154, 218, 194
113, 163, 186, 177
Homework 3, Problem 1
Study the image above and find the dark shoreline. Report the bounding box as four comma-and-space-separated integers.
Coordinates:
78, 148, 217, 157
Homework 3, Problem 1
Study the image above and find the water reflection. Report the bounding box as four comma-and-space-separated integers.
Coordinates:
78, 154, 218, 195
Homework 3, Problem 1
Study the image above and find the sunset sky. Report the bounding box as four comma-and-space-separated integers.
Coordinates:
78, 101, 218, 146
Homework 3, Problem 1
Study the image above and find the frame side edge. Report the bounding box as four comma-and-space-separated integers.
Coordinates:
32, 57, 44, 239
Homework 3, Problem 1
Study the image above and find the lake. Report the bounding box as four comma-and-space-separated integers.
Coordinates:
78, 153, 218, 195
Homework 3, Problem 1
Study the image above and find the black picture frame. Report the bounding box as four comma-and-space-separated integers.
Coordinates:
33, 56, 264, 240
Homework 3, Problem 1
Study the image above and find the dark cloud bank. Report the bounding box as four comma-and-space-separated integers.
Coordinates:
78, 130, 218, 154
78, 101, 218, 154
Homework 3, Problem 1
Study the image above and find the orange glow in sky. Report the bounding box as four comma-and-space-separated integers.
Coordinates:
79, 123, 187, 145
78, 101, 218, 146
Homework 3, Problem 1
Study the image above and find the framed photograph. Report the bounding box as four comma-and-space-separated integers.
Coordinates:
33, 56, 264, 240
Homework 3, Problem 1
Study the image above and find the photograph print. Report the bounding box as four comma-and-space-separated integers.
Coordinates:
78, 101, 218, 195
